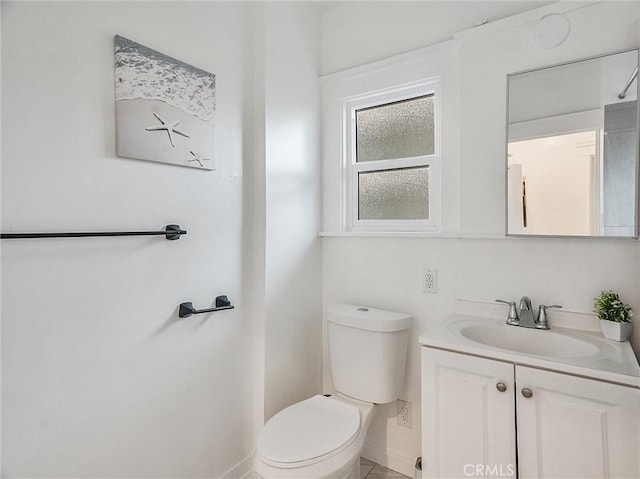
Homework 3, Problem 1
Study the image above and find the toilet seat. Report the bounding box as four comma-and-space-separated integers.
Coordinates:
256, 395, 361, 469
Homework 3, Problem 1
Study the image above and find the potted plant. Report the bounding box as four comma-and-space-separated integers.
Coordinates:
593, 290, 633, 342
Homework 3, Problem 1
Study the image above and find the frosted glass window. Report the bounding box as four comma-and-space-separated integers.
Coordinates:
356, 95, 435, 163
358, 167, 429, 220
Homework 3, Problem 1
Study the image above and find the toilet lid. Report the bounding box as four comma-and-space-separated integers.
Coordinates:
257, 395, 361, 465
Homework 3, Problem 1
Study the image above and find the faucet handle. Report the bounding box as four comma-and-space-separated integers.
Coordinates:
496, 299, 519, 325
536, 304, 562, 329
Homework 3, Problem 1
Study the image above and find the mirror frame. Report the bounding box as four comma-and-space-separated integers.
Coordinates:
505, 48, 640, 239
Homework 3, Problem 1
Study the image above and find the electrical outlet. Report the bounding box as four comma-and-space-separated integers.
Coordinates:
397, 399, 412, 428
423, 268, 437, 293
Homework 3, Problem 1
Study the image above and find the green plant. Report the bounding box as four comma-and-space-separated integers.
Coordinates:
593, 290, 633, 323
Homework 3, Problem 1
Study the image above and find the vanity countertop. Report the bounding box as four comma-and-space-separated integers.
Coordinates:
419, 313, 640, 388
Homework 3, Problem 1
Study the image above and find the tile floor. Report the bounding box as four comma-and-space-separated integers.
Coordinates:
360, 457, 411, 479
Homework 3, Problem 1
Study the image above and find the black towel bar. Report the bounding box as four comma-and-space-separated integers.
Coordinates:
1, 224, 186, 240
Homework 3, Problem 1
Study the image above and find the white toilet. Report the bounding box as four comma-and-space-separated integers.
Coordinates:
254, 303, 412, 479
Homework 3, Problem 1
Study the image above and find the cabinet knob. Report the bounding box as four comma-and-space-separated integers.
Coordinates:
521, 388, 533, 398
496, 382, 507, 392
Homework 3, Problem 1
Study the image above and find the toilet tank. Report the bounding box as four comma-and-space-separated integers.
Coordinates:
326, 303, 412, 404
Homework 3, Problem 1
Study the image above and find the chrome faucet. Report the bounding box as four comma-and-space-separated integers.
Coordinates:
518, 296, 535, 328
495, 297, 562, 330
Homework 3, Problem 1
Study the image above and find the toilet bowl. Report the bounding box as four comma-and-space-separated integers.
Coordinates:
254, 304, 412, 479
254, 394, 375, 479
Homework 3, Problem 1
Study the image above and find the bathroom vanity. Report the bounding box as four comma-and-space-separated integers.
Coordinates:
420, 312, 640, 479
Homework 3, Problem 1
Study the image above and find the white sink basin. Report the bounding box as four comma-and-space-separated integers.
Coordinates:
419, 311, 640, 388
458, 323, 600, 358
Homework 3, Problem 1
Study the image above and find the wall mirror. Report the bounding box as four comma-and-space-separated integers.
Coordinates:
506, 49, 639, 237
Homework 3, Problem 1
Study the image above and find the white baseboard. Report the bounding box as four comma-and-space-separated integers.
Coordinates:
362, 441, 417, 478
220, 454, 254, 479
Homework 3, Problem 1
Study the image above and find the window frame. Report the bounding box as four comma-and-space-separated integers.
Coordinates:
342, 79, 442, 232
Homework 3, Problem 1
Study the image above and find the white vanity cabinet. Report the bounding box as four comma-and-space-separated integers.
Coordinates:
422, 346, 640, 479
421, 348, 516, 478
516, 365, 640, 479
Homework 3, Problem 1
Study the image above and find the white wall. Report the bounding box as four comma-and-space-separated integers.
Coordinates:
320, 0, 554, 75
261, 2, 323, 422
1, 2, 253, 477
321, 1, 640, 476
2, 2, 324, 477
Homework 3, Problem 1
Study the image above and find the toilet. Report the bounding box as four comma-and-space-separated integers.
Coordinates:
254, 303, 412, 479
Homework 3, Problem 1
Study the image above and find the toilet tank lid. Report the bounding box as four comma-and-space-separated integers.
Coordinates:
326, 303, 412, 332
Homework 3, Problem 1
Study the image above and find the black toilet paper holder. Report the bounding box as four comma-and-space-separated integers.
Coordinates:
179, 295, 234, 318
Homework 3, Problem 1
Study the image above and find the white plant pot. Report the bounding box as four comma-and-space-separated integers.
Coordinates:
600, 320, 633, 342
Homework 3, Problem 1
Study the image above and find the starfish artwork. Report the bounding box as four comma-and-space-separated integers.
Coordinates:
188, 150, 210, 167
145, 112, 191, 147
115, 35, 216, 170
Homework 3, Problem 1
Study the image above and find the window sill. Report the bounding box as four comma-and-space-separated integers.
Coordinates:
319, 231, 507, 239
319, 232, 639, 240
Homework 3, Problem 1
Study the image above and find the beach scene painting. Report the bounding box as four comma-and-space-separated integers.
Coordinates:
115, 35, 216, 170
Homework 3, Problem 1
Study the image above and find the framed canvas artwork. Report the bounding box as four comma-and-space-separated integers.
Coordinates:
115, 35, 216, 170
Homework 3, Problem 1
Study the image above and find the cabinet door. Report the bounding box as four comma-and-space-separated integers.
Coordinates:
422, 348, 516, 478
516, 366, 640, 479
